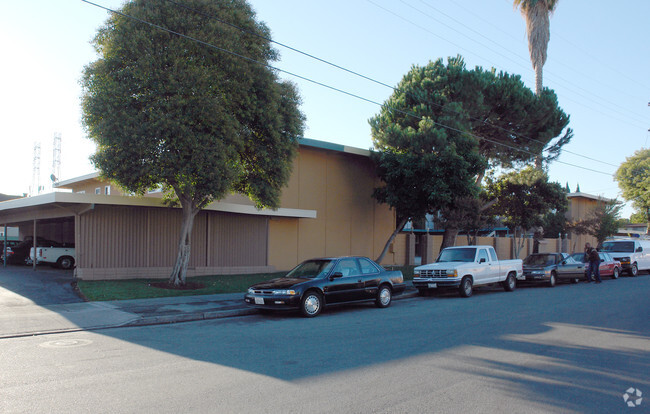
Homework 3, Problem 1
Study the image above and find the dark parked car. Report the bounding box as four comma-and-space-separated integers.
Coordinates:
244, 256, 406, 317
4, 237, 62, 265
522, 253, 586, 287
569, 252, 621, 279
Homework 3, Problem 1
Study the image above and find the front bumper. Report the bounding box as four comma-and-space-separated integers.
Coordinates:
412, 277, 461, 288
523, 273, 550, 282
244, 293, 301, 310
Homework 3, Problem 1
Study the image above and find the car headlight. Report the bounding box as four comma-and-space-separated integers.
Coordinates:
446, 269, 457, 277
247, 288, 255, 294
414, 270, 420, 276
272, 289, 297, 295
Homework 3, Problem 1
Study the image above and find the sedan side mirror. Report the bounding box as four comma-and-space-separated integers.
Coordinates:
330, 272, 343, 280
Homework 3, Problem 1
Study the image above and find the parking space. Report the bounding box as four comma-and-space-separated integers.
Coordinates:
0, 265, 81, 306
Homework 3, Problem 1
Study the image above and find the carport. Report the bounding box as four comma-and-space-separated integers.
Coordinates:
0, 193, 90, 271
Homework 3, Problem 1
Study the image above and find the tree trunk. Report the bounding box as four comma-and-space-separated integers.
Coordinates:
169, 201, 199, 286
534, 63, 543, 96
512, 227, 527, 259
375, 217, 409, 264
440, 227, 459, 254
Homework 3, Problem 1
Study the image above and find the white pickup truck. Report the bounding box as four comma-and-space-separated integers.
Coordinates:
412, 245, 523, 297
30, 246, 76, 269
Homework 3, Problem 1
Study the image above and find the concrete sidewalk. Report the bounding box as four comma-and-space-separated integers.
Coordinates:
0, 285, 418, 339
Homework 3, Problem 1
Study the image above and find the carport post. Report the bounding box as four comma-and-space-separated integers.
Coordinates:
33, 219, 37, 271
3, 223, 6, 268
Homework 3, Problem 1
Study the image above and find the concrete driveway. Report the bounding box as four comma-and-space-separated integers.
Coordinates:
0, 264, 81, 306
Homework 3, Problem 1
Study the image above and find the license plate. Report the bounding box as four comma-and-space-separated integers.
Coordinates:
428, 283, 437, 288
254, 297, 264, 305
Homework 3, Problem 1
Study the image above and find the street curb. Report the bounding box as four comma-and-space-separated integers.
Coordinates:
123, 288, 420, 327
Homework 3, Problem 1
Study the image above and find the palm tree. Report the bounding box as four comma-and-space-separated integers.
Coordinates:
514, 0, 558, 95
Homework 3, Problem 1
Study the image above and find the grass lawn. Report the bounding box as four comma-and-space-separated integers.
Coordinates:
76, 265, 416, 301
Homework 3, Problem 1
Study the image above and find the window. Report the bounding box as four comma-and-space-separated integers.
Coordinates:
334, 258, 361, 277
95, 188, 101, 195
104, 186, 111, 195
359, 258, 379, 274
77, 190, 85, 194
477, 249, 489, 263
488, 248, 498, 262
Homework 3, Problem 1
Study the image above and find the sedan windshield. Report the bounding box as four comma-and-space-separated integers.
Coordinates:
284, 259, 334, 279
524, 254, 556, 266
437, 248, 476, 263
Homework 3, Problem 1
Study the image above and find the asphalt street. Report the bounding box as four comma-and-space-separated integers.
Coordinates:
1, 275, 649, 413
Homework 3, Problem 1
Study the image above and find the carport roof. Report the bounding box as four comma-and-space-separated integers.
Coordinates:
0, 191, 316, 224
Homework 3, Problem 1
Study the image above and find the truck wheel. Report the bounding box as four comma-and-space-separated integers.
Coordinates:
548, 272, 557, 287
459, 276, 473, 298
629, 263, 638, 277
57, 256, 75, 270
502, 273, 516, 292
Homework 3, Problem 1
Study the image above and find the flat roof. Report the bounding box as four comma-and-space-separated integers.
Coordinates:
53, 138, 371, 188
566, 192, 615, 203
0, 192, 316, 219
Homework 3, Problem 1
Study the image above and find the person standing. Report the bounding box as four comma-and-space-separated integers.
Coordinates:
584, 243, 602, 283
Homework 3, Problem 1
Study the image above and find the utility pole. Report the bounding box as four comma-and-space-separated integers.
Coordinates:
31, 142, 41, 197
51, 132, 62, 190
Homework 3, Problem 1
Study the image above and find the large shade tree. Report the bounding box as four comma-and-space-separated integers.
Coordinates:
615, 148, 650, 233
370, 59, 487, 262
514, 0, 558, 95
370, 56, 572, 251
81, 0, 305, 285
484, 166, 566, 258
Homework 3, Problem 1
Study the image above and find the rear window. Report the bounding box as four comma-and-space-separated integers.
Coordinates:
601, 241, 635, 253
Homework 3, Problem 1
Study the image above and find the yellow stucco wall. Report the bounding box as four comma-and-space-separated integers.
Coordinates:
268, 146, 397, 271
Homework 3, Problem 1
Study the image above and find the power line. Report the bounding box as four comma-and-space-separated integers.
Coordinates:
166, 0, 618, 166
376, 0, 650, 128
80, 0, 617, 178
459, 0, 650, 102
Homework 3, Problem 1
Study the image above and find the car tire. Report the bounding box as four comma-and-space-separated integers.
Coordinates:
502, 272, 516, 292
548, 272, 556, 288
459, 276, 473, 298
629, 263, 638, 277
375, 284, 392, 308
612, 267, 619, 279
57, 256, 75, 270
300, 291, 323, 318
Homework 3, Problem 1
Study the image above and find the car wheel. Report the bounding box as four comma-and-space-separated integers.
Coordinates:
502, 273, 516, 292
459, 276, 473, 298
57, 256, 75, 270
300, 291, 323, 317
548, 272, 556, 288
629, 263, 638, 277
612, 267, 619, 279
375, 285, 392, 308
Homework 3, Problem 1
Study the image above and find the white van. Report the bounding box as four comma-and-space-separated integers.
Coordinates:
600, 239, 650, 276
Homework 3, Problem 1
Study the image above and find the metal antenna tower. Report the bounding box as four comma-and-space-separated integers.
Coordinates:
51, 132, 61, 186
31, 142, 41, 196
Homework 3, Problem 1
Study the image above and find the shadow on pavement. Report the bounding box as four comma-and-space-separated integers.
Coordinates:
0, 265, 81, 306
93, 276, 650, 412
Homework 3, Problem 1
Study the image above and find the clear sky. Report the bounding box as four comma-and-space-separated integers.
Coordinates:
1, 0, 648, 218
